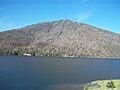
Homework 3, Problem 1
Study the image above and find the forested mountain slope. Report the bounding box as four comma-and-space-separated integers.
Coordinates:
0, 19, 120, 58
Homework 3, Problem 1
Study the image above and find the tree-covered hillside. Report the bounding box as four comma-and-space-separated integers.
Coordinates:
0, 19, 120, 58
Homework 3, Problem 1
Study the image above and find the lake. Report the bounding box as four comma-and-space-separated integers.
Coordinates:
0, 56, 120, 90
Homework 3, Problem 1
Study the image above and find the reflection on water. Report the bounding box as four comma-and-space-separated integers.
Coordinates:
0, 56, 120, 90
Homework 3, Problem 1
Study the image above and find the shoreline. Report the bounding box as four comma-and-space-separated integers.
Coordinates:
0, 55, 120, 59
84, 80, 120, 90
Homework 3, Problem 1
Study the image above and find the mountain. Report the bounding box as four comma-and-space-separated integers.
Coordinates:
0, 19, 120, 58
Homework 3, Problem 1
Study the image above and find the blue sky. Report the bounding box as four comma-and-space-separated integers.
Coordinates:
0, 0, 120, 33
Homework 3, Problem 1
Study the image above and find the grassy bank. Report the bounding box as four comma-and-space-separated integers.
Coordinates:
84, 80, 120, 90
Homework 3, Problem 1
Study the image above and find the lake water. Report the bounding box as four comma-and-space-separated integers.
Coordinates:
0, 56, 120, 90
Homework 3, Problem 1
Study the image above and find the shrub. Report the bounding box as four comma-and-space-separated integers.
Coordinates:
106, 81, 115, 88
84, 85, 88, 90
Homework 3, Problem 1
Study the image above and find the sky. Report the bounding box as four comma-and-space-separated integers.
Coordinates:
0, 0, 120, 33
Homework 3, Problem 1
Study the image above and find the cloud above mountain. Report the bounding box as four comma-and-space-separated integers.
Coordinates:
76, 11, 91, 21
0, 20, 14, 31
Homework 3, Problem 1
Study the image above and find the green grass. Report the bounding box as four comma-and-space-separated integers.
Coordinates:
84, 80, 120, 90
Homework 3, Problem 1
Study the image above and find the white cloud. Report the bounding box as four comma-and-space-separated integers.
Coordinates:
0, 20, 15, 31
74, 1, 97, 22
74, 7, 95, 22
0, 20, 13, 26
76, 11, 91, 21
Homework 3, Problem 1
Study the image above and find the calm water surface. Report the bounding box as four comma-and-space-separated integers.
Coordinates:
0, 56, 120, 90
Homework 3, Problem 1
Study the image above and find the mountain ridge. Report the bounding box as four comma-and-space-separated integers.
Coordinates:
0, 19, 120, 58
